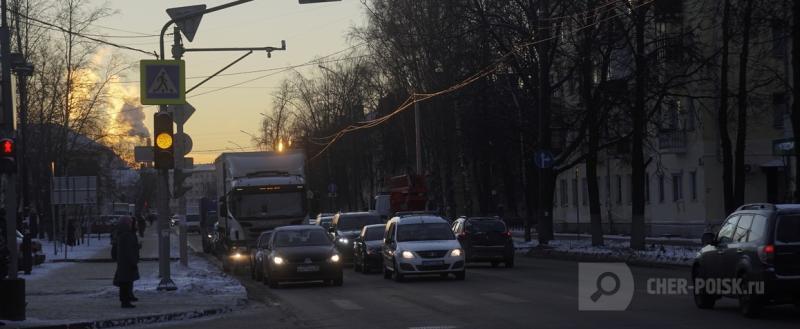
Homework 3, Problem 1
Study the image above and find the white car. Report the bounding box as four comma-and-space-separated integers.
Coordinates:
382, 215, 465, 282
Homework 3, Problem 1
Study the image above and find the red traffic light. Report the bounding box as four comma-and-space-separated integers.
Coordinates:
0, 138, 14, 158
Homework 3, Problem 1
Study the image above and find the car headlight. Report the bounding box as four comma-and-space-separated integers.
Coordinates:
273, 256, 285, 265
331, 254, 341, 262
401, 250, 415, 259
450, 248, 463, 257
338, 237, 349, 244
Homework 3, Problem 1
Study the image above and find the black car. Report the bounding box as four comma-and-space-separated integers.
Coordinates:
452, 217, 514, 268
329, 212, 383, 261
250, 230, 273, 282
353, 224, 386, 273
315, 215, 334, 230
693, 203, 800, 317
262, 225, 343, 288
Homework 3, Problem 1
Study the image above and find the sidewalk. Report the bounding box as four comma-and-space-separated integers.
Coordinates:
4, 224, 247, 328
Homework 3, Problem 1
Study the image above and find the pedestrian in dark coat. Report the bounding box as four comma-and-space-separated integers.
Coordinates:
113, 216, 140, 308
136, 215, 146, 238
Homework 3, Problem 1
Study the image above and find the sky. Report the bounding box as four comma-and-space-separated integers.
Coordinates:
91, 0, 366, 164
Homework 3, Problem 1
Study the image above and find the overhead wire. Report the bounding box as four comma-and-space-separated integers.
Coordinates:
308, 0, 649, 161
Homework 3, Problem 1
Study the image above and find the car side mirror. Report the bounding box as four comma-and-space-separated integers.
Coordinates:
701, 232, 716, 246
328, 227, 335, 233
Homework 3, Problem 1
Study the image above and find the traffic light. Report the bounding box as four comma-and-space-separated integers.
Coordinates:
0, 137, 16, 174
153, 112, 174, 169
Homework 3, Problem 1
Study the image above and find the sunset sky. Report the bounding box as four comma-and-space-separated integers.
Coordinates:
92, 0, 366, 163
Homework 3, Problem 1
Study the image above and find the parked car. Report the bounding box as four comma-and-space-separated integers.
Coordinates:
329, 212, 383, 261
311, 213, 333, 225
315, 214, 334, 230
382, 214, 465, 282
353, 224, 386, 273
262, 225, 343, 288
91, 215, 120, 234
185, 214, 201, 233
250, 230, 273, 282
692, 203, 800, 317
452, 216, 514, 268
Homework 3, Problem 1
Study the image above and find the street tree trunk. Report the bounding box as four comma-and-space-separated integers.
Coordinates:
630, 0, 649, 250
719, 0, 735, 214
734, 0, 753, 208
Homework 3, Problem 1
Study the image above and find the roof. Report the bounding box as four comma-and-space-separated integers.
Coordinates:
273, 225, 325, 231
337, 211, 378, 217
391, 215, 447, 225
363, 223, 386, 229
232, 176, 305, 187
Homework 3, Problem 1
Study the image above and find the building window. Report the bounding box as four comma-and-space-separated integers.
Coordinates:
645, 172, 650, 203
560, 179, 568, 207
582, 178, 588, 206
690, 171, 697, 201
774, 93, 787, 129
572, 179, 579, 207
616, 175, 622, 205
658, 174, 665, 203
672, 173, 683, 201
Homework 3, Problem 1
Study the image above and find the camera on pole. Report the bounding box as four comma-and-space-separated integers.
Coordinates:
153, 112, 174, 169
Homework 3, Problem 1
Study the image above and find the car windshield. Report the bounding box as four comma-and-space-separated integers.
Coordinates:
467, 220, 506, 233
396, 223, 455, 242
338, 215, 382, 231
274, 229, 331, 247
776, 214, 800, 243
232, 191, 304, 219
364, 227, 385, 241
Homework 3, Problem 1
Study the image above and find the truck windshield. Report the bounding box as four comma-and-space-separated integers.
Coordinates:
232, 192, 304, 219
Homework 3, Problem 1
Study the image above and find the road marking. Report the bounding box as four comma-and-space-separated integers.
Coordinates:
331, 299, 364, 310
481, 292, 528, 303
431, 295, 468, 306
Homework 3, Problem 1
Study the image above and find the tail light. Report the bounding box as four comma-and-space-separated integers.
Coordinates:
757, 245, 775, 264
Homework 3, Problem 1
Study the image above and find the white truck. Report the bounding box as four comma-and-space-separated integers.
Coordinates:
214, 150, 307, 272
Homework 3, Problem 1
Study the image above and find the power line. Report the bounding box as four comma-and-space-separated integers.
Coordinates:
309, 0, 649, 161
13, 10, 157, 57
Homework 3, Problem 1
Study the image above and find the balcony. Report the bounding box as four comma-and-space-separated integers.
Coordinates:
658, 131, 687, 153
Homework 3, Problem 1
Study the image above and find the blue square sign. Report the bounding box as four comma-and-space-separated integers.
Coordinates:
140, 60, 185, 105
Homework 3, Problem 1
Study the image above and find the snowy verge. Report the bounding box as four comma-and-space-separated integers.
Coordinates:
519, 238, 697, 267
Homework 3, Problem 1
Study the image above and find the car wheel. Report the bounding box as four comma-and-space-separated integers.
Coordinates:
250, 261, 256, 279
393, 260, 405, 282
454, 270, 466, 281
354, 256, 362, 272
738, 274, 762, 318
692, 266, 716, 309
505, 258, 515, 268
267, 271, 279, 289
491, 261, 499, 268
361, 253, 369, 274
255, 265, 264, 282
383, 263, 392, 280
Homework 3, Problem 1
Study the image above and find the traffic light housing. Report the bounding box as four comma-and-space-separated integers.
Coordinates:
153, 112, 174, 169
0, 138, 16, 174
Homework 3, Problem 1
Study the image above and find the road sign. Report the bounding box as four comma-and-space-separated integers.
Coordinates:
534, 150, 554, 169
140, 60, 185, 105
174, 132, 193, 156
52, 176, 97, 205
167, 103, 196, 125
166, 5, 207, 42
134, 146, 154, 162
773, 138, 794, 156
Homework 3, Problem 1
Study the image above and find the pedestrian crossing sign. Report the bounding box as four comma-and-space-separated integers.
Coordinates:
140, 60, 186, 105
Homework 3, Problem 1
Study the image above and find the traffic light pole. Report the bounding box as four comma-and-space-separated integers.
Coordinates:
173, 27, 188, 267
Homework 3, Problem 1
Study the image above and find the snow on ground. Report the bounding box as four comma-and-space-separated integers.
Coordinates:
517, 238, 698, 266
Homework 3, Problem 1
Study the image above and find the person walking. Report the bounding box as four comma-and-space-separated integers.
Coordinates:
136, 214, 146, 238
113, 216, 140, 308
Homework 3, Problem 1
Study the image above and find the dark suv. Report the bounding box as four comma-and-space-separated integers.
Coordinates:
452, 217, 514, 268
329, 212, 383, 261
692, 203, 800, 317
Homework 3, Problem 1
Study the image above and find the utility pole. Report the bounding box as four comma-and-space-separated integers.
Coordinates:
172, 26, 189, 267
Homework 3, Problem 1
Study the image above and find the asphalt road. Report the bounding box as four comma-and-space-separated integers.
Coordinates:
164, 235, 799, 329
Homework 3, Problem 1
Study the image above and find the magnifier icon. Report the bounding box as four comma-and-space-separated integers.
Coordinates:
590, 271, 621, 302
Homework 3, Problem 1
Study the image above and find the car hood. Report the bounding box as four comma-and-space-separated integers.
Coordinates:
397, 240, 460, 251
274, 245, 337, 260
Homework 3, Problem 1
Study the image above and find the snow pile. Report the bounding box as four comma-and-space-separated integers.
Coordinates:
41, 234, 112, 261
524, 239, 698, 266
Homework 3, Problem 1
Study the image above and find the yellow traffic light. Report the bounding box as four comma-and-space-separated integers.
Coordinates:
156, 132, 173, 149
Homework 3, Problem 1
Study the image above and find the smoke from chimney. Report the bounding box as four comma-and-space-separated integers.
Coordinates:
116, 100, 150, 138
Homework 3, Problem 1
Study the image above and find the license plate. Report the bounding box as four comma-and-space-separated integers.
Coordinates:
296, 265, 319, 273
422, 260, 444, 266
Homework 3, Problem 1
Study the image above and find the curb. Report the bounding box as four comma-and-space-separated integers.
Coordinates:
17, 305, 243, 329
524, 248, 692, 269
49, 258, 180, 263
